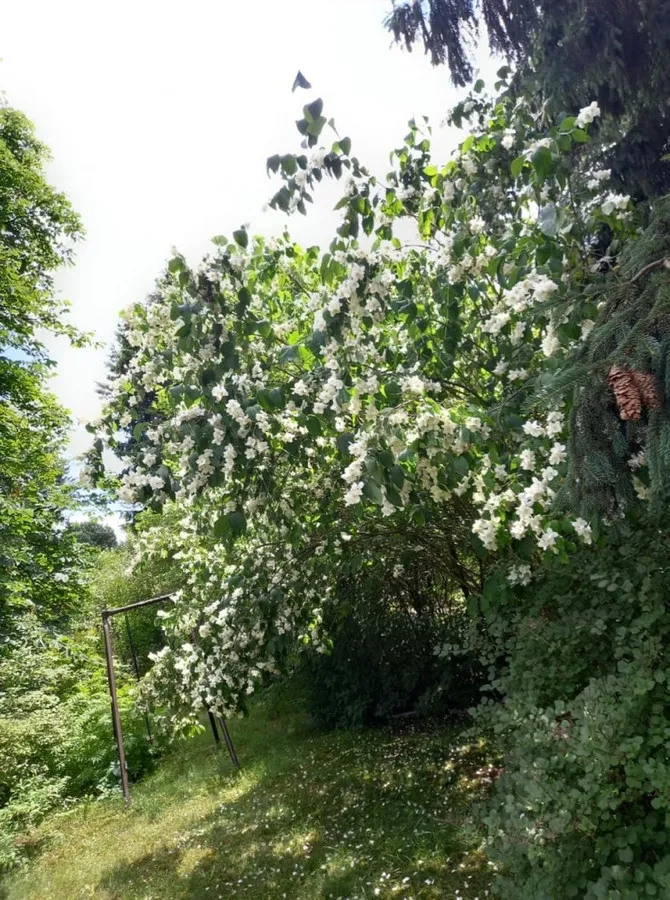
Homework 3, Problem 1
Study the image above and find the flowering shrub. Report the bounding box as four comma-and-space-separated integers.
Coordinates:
88, 79, 642, 727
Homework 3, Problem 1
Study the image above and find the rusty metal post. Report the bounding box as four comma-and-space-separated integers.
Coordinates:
217, 716, 240, 769
102, 612, 131, 804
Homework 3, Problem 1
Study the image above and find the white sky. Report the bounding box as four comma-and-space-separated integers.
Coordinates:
2, 0, 498, 459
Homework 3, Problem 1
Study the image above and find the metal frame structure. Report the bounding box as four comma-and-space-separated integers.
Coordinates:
102, 593, 240, 803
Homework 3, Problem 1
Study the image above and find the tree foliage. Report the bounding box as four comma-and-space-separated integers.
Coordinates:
385, 0, 670, 199
0, 99, 85, 630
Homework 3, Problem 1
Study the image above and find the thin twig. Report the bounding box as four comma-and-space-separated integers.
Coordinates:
629, 257, 670, 285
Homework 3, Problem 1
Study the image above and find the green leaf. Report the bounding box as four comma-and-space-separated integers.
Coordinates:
233, 228, 248, 249
214, 514, 230, 538
227, 511, 247, 537
362, 478, 384, 505
338, 137, 351, 156
538, 202, 558, 237
281, 154, 297, 176
336, 432, 354, 456
384, 381, 402, 404
306, 415, 321, 437
531, 146, 553, 179
305, 98, 324, 122
454, 456, 469, 477
267, 388, 284, 409
292, 70, 311, 92
389, 464, 405, 488
511, 156, 525, 178
572, 128, 588, 143
279, 345, 300, 363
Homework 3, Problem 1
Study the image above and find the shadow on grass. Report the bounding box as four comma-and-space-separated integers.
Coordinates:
96, 713, 492, 900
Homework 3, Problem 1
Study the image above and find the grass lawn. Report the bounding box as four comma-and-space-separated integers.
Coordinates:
2, 691, 494, 899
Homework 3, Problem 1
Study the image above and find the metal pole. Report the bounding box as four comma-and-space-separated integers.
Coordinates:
207, 709, 220, 743
217, 716, 240, 769
102, 613, 131, 804
125, 612, 153, 744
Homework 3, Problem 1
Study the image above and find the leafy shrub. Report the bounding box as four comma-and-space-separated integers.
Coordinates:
477, 515, 670, 898
0, 617, 161, 871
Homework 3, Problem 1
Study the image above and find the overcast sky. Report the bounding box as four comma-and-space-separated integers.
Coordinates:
3, 0, 498, 459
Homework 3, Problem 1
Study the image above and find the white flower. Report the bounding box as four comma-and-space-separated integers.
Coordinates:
402, 375, 424, 395
508, 368, 528, 381
541, 327, 561, 357
294, 168, 309, 189
493, 361, 509, 376
469, 215, 486, 234
473, 517, 498, 551
343, 481, 364, 506
443, 181, 455, 201
580, 319, 595, 340
633, 476, 650, 500
538, 527, 559, 551
575, 101, 601, 128
149, 475, 165, 491
462, 155, 478, 176
294, 379, 310, 397
587, 168, 610, 190
502, 130, 515, 150
572, 517, 592, 544
507, 564, 532, 586
601, 193, 630, 215
549, 442, 567, 465
520, 449, 536, 471
54, 572, 69, 583
511, 321, 526, 345
310, 148, 327, 167
523, 420, 544, 438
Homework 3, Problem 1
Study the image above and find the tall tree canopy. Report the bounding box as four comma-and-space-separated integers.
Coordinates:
385, 0, 670, 199
0, 99, 85, 629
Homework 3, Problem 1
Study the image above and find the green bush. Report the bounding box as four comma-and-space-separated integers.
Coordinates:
0, 617, 160, 871
477, 515, 670, 898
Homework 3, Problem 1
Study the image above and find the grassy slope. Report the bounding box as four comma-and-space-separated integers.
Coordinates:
2, 692, 494, 899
